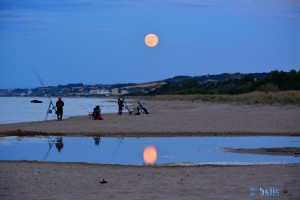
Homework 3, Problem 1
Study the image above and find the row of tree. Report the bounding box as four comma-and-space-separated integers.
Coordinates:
148, 70, 300, 95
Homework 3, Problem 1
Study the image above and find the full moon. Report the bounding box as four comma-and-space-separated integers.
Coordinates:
145, 34, 159, 47
143, 146, 157, 164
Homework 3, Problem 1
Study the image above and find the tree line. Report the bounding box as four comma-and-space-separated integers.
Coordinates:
149, 69, 300, 95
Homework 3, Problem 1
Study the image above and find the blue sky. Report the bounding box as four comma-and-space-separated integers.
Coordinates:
0, 0, 300, 89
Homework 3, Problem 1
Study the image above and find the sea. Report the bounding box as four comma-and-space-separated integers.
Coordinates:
0, 97, 119, 124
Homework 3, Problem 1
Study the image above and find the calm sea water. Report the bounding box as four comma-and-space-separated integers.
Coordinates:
0, 97, 119, 124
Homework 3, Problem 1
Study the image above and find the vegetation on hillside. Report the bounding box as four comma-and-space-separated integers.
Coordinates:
145, 91, 300, 106
148, 70, 300, 95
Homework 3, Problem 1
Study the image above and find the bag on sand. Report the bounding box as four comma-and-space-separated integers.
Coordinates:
98, 114, 104, 120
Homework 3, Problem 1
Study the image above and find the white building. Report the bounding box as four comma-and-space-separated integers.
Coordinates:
89, 89, 111, 96
27, 90, 32, 95
100, 89, 111, 96
120, 90, 129, 95
89, 89, 101, 95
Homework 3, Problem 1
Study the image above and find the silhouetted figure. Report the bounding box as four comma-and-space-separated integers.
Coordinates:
118, 99, 124, 115
92, 105, 101, 120
56, 97, 64, 121
93, 137, 101, 146
55, 137, 64, 152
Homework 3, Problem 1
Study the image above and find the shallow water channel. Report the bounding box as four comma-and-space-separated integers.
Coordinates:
0, 136, 299, 166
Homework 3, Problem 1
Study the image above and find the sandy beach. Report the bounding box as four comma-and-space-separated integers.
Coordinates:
1, 99, 300, 199
0, 99, 300, 136
224, 147, 300, 157
1, 161, 300, 200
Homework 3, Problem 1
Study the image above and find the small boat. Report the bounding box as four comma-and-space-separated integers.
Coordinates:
31, 100, 43, 103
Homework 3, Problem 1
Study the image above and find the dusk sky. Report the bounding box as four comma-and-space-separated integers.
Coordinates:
0, 0, 299, 89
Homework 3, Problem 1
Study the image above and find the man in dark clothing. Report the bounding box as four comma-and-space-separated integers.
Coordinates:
93, 105, 101, 120
56, 97, 64, 121
118, 98, 124, 115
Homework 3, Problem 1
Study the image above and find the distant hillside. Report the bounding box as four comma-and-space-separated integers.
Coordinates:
148, 70, 300, 95
1, 70, 299, 97
164, 73, 268, 85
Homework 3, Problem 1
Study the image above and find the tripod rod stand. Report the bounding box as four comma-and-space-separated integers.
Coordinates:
45, 100, 57, 121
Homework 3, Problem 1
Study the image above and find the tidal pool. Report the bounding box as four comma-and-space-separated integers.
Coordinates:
0, 136, 299, 166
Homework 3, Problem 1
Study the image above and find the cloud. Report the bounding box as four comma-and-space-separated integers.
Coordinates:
1, 0, 299, 25
0, 0, 136, 11
170, 0, 300, 19
75, 26, 128, 33
0, 0, 135, 22
1, 0, 299, 13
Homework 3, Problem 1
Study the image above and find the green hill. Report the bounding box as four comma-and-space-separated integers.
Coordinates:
149, 70, 299, 95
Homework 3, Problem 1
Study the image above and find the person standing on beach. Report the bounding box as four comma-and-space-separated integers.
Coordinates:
56, 97, 64, 121
118, 98, 124, 115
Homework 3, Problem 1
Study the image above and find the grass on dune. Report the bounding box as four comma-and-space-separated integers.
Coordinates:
146, 91, 300, 106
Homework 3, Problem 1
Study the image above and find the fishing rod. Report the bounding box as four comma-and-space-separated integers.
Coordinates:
122, 97, 132, 114
34, 70, 52, 102
43, 137, 55, 161
34, 70, 57, 121
112, 137, 124, 158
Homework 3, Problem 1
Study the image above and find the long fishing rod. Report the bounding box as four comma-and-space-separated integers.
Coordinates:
112, 137, 124, 158
34, 70, 52, 102
34, 70, 57, 121
43, 137, 55, 161
122, 97, 132, 114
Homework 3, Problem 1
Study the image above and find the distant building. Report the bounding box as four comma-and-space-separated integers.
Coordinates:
100, 89, 111, 96
89, 89, 101, 95
89, 89, 111, 96
111, 88, 119, 95
120, 90, 129, 95
72, 87, 84, 92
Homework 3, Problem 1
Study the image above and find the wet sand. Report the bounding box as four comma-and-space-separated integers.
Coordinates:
1, 161, 299, 200
224, 147, 300, 157
0, 100, 300, 137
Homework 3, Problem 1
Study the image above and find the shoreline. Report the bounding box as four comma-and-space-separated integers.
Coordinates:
1, 129, 300, 137
1, 160, 297, 166
1, 99, 300, 199
1, 99, 300, 137
223, 147, 300, 157
0, 96, 118, 125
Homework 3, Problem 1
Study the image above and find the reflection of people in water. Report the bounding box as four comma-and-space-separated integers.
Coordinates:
55, 137, 64, 152
93, 137, 101, 146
